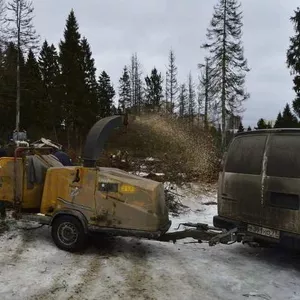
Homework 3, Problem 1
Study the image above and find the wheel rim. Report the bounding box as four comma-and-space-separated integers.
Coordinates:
57, 222, 78, 246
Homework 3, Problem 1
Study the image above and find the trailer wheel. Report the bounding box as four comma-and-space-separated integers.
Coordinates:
51, 215, 87, 252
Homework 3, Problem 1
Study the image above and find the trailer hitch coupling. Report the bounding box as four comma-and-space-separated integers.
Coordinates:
159, 222, 239, 245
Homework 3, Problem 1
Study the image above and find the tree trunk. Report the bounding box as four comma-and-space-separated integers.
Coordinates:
204, 59, 209, 129
221, 0, 227, 150
16, 52, 20, 131
16, 0, 21, 132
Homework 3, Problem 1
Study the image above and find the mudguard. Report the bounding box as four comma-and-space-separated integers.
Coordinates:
50, 209, 89, 233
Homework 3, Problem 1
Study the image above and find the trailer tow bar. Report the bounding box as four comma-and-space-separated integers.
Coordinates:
158, 222, 238, 246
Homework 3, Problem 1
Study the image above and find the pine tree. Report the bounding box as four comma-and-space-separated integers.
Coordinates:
274, 112, 283, 128
247, 126, 252, 131
187, 72, 196, 122
119, 66, 131, 112
198, 57, 217, 128
165, 71, 169, 112
59, 10, 85, 146
196, 79, 203, 122
166, 49, 178, 113
178, 83, 188, 117
238, 121, 244, 132
0, 42, 25, 135
98, 71, 115, 118
287, 8, 300, 119
22, 49, 45, 134
256, 118, 267, 129
39, 40, 62, 134
144, 67, 163, 110
202, 0, 249, 147
281, 103, 298, 128
129, 53, 143, 113
80, 37, 99, 132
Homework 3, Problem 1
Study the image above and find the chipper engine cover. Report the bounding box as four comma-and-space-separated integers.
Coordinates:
40, 165, 170, 235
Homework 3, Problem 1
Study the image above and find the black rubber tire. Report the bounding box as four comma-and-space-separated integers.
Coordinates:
51, 215, 88, 252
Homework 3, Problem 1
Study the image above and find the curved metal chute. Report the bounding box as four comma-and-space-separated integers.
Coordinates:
82, 115, 124, 167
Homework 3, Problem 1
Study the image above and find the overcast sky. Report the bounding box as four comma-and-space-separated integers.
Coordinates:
33, 0, 299, 127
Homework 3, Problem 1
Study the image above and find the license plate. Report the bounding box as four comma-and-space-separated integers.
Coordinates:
247, 224, 280, 239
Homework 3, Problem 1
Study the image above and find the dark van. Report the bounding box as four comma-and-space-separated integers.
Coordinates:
214, 129, 300, 249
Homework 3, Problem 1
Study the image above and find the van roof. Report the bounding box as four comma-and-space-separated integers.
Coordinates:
235, 128, 300, 137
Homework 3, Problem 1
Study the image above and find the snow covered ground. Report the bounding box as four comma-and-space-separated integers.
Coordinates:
1, 185, 300, 300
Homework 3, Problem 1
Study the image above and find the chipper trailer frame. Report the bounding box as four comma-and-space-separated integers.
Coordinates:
0, 115, 240, 252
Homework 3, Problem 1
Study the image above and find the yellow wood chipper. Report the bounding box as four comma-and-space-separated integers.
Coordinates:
0, 115, 236, 252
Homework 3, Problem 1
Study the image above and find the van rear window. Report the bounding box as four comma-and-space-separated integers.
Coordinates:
267, 135, 300, 178
225, 135, 266, 175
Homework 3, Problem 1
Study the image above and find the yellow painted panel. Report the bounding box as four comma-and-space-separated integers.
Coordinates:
0, 158, 21, 203
120, 184, 136, 193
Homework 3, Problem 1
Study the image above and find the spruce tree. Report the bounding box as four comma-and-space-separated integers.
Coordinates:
178, 83, 187, 118
22, 49, 45, 133
81, 37, 99, 132
287, 8, 300, 119
196, 79, 203, 122
187, 72, 196, 121
119, 66, 131, 112
274, 112, 283, 128
129, 53, 143, 113
202, 0, 249, 147
0, 42, 25, 135
281, 103, 298, 128
59, 10, 85, 145
98, 71, 115, 118
166, 49, 178, 113
198, 57, 216, 128
256, 118, 267, 129
39, 40, 62, 134
247, 126, 252, 131
144, 67, 163, 110
237, 121, 244, 132
165, 71, 169, 111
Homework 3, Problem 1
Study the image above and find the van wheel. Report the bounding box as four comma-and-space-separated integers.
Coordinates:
51, 215, 87, 252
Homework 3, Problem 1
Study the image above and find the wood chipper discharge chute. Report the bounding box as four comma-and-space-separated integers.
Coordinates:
0, 115, 239, 252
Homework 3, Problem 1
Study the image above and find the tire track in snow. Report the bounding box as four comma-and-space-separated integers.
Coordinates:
66, 254, 102, 300
123, 241, 156, 300
27, 251, 84, 300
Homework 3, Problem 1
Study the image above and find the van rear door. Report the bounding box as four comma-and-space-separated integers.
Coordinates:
220, 134, 267, 224
263, 133, 300, 234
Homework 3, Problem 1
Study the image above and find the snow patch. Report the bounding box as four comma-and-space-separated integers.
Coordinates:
0, 185, 300, 300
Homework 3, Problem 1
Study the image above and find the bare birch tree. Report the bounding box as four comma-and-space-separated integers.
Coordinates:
0, 0, 6, 48
5, 0, 39, 132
